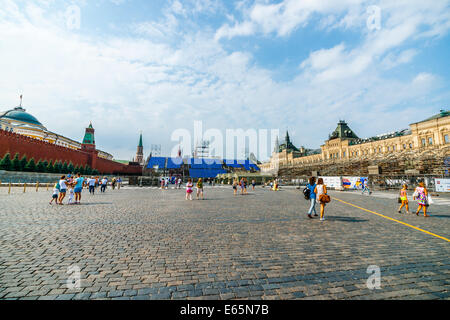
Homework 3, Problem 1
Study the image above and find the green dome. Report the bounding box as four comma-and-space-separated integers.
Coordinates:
1, 107, 43, 126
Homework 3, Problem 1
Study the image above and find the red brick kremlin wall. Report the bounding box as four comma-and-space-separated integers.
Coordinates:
0, 129, 142, 175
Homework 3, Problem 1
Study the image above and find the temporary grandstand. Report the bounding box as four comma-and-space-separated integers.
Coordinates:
146, 157, 260, 179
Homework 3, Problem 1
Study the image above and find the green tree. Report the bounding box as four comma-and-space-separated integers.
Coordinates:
19, 155, 27, 171
24, 158, 36, 172
62, 161, 69, 173
84, 165, 92, 175
46, 160, 54, 173
79, 165, 85, 175
0, 153, 12, 171
92, 169, 99, 175
67, 162, 74, 173
74, 165, 80, 174
54, 161, 62, 174
36, 160, 46, 172
12, 153, 21, 171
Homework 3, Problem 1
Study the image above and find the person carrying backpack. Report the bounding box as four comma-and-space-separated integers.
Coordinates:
305, 177, 318, 219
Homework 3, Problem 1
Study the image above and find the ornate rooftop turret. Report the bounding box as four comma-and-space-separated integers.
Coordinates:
329, 120, 359, 140
279, 130, 300, 153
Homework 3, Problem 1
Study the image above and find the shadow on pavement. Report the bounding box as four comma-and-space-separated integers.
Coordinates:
326, 216, 369, 223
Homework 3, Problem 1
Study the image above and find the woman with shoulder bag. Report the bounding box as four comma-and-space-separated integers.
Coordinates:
314, 178, 330, 221
413, 182, 429, 217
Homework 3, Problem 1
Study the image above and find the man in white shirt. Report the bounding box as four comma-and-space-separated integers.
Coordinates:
88, 176, 96, 195
101, 177, 108, 193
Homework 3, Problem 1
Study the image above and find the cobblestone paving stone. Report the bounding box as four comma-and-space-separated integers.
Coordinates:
0, 186, 449, 300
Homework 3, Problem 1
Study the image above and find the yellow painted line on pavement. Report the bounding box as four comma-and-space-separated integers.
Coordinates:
334, 197, 450, 243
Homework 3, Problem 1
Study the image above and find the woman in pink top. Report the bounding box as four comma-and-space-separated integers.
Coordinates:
186, 179, 193, 200
413, 182, 429, 217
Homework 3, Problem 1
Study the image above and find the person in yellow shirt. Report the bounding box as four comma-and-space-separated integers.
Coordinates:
397, 184, 410, 214
196, 178, 204, 200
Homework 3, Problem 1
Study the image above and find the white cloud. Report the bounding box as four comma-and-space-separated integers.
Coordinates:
0, 0, 448, 160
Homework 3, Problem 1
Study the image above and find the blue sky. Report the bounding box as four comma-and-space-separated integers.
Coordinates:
0, 0, 449, 160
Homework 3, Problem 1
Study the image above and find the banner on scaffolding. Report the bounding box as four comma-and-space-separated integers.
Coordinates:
435, 178, 450, 192
319, 176, 342, 189
342, 177, 367, 189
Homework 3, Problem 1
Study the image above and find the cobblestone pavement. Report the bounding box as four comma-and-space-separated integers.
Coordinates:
0, 186, 449, 300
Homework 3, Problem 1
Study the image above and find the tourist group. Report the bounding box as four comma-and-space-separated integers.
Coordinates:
49, 174, 122, 205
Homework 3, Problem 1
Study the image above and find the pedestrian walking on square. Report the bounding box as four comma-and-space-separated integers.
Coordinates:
413, 182, 429, 217
252, 179, 256, 191
361, 178, 372, 195
240, 178, 245, 195
177, 177, 182, 189
196, 178, 204, 200
88, 176, 96, 195
73, 173, 84, 204
67, 186, 75, 205
397, 184, 410, 214
58, 175, 67, 205
101, 177, 108, 193
186, 179, 193, 200
49, 182, 59, 205
306, 177, 318, 219
233, 178, 238, 196
315, 178, 330, 221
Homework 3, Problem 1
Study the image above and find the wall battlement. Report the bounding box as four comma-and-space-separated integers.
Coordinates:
0, 129, 141, 175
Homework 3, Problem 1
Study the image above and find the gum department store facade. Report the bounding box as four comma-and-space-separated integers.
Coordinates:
260, 110, 450, 177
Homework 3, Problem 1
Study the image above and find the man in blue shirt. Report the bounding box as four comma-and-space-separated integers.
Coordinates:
74, 173, 85, 204
306, 177, 318, 219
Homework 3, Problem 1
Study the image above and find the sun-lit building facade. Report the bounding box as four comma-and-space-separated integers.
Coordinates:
260, 110, 450, 174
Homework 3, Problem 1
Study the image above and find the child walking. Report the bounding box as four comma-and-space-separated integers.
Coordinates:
398, 184, 410, 214
67, 185, 75, 205
49, 182, 59, 205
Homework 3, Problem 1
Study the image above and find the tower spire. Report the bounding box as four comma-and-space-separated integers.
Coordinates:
135, 132, 144, 165
138, 132, 143, 148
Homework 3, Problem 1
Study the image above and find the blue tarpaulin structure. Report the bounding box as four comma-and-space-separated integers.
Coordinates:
147, 157, 166, 169
189, 168, 227, 178
167, 157, 183, 169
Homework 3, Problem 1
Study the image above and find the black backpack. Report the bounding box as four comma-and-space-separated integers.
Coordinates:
303, 187, 311, 200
